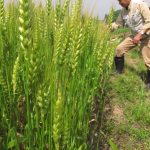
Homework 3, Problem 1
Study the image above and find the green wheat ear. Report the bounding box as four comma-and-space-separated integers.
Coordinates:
60, 0, 70, 22
46, 0, 52, 16
108, 7, 114, 28
53, 89, 64, 150
0, 70, 8, 93
18, 0, 31, 58
12, 56, 20, 93
0, 0, 4, 27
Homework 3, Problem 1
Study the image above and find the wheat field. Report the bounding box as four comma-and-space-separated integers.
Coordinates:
0, 0, 115, 149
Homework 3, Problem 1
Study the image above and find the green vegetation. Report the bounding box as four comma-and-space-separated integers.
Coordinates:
0, 0, 115, 149
105, 49, 150, 149
2, 1, 149, 149
104, 9, 121, 22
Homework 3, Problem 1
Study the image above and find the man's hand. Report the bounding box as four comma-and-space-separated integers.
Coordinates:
133, 32, 143, 44
111, 22, 119, 31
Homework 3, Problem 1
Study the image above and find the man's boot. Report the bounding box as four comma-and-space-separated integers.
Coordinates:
114, 56, 124, 74
146, 70, 150, 90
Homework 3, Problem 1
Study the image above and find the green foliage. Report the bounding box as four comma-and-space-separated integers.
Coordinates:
129, 127, 150, 140
112, 72, 146, 102
104, 9, 121, 22
108, 139, 119, 150
127, 102, 150, 125
106, 49, 150, 149
0, 0, 115, 149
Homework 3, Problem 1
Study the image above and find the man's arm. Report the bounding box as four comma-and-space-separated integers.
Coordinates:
133, 3, 150, 44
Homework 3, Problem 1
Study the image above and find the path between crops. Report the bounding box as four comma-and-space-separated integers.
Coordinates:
103, 51, 150, 150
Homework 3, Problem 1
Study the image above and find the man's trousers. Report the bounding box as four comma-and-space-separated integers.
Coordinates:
115, 36, 150, 69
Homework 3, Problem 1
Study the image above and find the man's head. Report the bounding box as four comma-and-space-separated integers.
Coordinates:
118, 0, 131, 8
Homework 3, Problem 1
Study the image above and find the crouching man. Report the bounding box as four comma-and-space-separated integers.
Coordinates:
112, 0, 150, 89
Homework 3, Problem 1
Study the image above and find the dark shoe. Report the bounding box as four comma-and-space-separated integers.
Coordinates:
114, 56, 124, 74
146, 83, 150, 90
146, 70, 150, 90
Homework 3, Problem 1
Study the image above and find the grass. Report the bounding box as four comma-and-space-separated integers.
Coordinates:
111, 72, 146, 102
104, 49, 150, 149
126, 102, 150, 125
